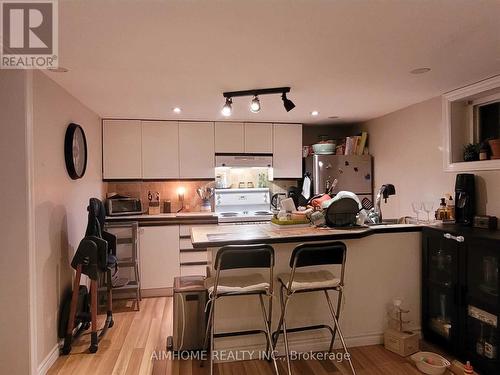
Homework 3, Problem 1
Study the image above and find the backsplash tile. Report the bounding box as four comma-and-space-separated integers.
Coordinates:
106, 178, 299, 213
107, 180, 215, 213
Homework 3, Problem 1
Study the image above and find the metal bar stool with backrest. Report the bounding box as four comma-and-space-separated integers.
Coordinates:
203, 244, 279, 375
272, 241, 356, 375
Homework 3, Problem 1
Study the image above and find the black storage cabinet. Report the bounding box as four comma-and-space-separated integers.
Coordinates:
422, 226, 500, 375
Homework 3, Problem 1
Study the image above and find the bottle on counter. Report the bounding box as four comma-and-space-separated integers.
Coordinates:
436, 198, 448, 221
446, 193, 455, 220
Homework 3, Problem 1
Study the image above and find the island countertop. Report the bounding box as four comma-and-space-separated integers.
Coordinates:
190, 222, 422, 248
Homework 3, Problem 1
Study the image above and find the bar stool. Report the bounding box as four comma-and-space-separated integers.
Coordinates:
272, 241, 356, 375
203, 244, 279, 375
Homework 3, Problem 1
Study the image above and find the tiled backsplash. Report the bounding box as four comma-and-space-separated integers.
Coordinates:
107, 180, 213, 212
106, 179, 298, 213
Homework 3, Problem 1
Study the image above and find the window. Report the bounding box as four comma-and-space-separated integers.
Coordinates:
442, 75, 500, 172
474, 96, 500, 143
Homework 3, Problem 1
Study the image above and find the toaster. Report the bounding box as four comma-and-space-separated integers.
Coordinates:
106, 197, 143, 216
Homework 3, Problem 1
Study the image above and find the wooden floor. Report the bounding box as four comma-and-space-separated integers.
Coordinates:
48, 297, 437, 375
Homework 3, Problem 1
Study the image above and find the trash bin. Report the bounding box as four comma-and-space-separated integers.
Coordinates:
167, 275, 207, 352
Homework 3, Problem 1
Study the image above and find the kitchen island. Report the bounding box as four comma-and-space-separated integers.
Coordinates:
191, 223, 423, 358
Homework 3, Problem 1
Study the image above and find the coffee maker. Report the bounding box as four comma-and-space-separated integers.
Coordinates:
455, 174, 475, 226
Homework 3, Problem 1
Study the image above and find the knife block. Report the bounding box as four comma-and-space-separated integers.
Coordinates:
148, 200, 160, 215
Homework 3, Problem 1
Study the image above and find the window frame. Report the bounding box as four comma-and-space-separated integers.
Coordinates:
442, 75, 500, 172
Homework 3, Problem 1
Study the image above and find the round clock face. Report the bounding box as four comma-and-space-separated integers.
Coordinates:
65, 123, 87, 179
72, 126, 86, 176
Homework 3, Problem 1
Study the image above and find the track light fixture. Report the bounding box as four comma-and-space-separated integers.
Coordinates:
221, 97, 232, 117
222, 86, 295, 114
250, 95, 261, 113
281, 92, 296, 112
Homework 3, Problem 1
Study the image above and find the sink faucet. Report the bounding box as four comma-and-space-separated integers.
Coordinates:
369, 184, 396, 223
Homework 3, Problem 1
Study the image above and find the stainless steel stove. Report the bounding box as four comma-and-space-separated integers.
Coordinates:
215, 188, 273, 223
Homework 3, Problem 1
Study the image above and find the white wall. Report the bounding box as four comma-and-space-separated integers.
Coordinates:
0, 71, 32, 375
32, 71, 104, 370
361, 96, 500, 222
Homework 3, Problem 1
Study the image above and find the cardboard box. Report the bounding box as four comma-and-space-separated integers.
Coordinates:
384, 328, 419, 357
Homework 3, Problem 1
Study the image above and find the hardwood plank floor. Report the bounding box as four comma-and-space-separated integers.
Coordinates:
48, 297, 445, 375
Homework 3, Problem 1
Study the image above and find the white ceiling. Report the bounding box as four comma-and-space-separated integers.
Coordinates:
48, 0, 500, 125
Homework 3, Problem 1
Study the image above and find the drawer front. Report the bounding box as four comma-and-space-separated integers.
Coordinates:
179, 238, 194, 250
180, 251, 208, 264
181, 264, 207, 277
179, 225, 192, 237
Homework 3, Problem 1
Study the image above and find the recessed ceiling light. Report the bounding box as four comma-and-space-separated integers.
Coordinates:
410, 67, 431, 74
173, 107, 182, 114
311, 110, 319, 116
47, 66, 69, 73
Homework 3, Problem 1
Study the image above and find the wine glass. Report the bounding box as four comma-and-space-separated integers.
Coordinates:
411, 202, 423, 223
423, 201, 435, 223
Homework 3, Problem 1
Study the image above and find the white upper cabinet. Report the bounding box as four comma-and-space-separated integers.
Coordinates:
215, 122, 244, 153
244, 123, 273, 153
273, 123, 303, 178
179, 122, 215, 178
141, 121, 179, 179
103, 119, 142, 179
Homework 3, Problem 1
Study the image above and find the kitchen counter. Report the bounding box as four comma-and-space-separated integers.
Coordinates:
195, 223, 423, 357
105, 212, 218, 226
190, 222, 421, 248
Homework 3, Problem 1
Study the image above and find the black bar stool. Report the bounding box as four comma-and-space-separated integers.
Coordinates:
203, 244, 279, 375
272, 241, 356, 375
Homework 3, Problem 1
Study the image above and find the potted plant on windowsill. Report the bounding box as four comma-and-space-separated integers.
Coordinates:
463, 143, 480, 162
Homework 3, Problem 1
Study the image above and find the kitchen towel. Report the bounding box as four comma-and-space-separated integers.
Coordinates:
302, 175, 311, 200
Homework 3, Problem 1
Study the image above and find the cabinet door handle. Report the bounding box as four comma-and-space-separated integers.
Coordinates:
444, 233, 465, 243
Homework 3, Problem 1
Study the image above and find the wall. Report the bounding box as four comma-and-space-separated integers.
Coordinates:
0, 71, 32, 375
302, 124, 358, 146
32, 71, 104, 370
360, 96, 500, 222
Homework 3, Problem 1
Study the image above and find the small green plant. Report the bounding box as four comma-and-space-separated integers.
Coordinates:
463, 143, 479, 162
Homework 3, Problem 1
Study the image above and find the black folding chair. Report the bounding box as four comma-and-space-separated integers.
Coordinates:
203, 244, 279, 375
272, 241, 356, 375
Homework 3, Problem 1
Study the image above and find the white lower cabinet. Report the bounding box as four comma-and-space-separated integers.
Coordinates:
139, 225, 180, 290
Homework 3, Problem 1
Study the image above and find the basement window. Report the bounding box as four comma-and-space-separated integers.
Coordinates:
443, 75, 500, 172
474, 96, 500, 143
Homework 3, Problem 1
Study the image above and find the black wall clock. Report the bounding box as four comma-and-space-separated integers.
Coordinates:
64, 123, 87, 180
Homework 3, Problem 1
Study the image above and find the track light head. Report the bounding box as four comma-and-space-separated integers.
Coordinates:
221, 97, 232, 117
281, 92, 296, 112
250, 95, 261, 113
